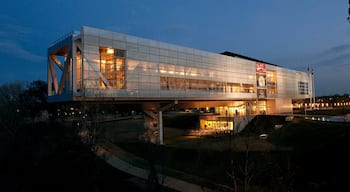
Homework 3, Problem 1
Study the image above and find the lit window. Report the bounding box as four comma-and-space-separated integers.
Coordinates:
99, 47, 126, 89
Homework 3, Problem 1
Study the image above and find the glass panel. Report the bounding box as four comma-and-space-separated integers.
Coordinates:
298, 81, 309, 95
116, 58, 125, 89
242, 84, 255, 93
267, 70, 277, 94
160, 75, 256, 94
99, 47, 126, 89
76, 50, 82, 91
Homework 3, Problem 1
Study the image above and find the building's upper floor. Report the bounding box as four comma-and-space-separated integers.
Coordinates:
48, 26, 313, 102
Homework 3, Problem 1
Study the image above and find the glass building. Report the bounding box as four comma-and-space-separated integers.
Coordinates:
48, 26, 313, 115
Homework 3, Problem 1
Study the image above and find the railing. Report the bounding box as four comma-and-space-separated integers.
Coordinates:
50, 30, 80, 46
305, 115, 350, 123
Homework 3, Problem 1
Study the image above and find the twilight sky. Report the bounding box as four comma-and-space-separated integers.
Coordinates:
0, 0, 349, 96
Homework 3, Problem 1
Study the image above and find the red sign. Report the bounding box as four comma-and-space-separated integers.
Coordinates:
256, 62, 266, 73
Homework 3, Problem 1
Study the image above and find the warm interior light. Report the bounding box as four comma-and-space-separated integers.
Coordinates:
107, 48, 114, 54
116, 58, 123, 71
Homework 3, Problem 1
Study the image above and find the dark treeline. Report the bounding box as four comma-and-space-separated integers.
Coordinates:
0, 80, 46, 138
0, 80, 145, 192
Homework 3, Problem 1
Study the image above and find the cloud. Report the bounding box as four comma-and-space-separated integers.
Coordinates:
0, 16, 32, 40
0, 40, 45, 63
326, 44, 350, 53
278, 43, 350, 70
309, 44, 350, 96
315, 53, 350, 68
0, 15, 44, 63
309, 43, 350, 68
273, 43, 350, 96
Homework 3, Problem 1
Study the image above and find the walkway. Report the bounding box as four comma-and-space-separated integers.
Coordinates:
93, 142, 229, 192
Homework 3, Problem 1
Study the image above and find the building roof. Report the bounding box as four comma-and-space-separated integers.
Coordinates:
220, 51, 278, 66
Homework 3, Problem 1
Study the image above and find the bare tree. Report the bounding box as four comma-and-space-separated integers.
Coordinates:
0, 81, 26, 138
226, 115, 258, 192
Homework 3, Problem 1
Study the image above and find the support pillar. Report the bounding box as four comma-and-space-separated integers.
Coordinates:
143, 110, 163, 145
158, 111, 163, 145
142, 101, 177, 145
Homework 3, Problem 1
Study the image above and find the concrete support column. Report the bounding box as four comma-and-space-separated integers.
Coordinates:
158, 110, 163, 145
143, 110, 163, 144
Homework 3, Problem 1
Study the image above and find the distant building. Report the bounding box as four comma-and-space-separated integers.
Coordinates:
48, 26, 312, 115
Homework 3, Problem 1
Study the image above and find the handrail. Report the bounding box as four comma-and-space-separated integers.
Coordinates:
50, 30, 80, 47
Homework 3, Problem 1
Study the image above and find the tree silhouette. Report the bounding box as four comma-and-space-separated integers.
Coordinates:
0, 81, 26, 137
19, 80, 48, 119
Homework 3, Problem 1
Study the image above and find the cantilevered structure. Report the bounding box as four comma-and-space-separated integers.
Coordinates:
48, 26, 313, 143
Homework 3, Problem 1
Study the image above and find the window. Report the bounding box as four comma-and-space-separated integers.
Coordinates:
242, 84, 255, 93
99, 47, 126, 89
267, 70, 277, 94
298, 81, 309, 95
76, 50, 82, 91
160, 76, 255, 94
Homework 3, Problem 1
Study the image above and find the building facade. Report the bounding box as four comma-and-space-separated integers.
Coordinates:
48, 26, 313, 115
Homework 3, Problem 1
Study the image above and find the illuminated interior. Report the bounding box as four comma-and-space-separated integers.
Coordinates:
267, 70, 277, 94
200, 118, 234, 131
76, 50, 82, 91
99, 47, 125, 89
160, 77, 255, 93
